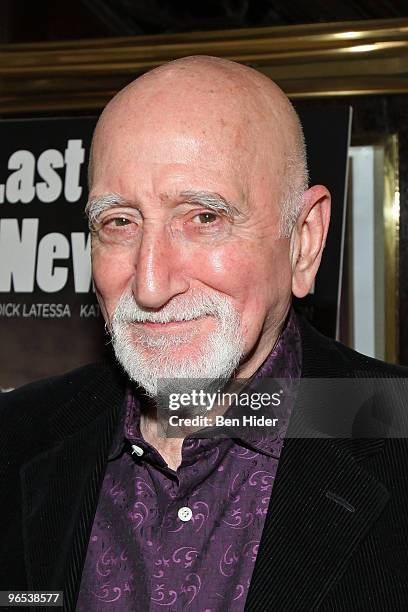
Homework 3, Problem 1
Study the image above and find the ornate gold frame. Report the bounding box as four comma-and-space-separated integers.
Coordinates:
1, 18, 408, 113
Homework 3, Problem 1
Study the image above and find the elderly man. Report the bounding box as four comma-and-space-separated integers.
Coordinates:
1, 56, 407, 612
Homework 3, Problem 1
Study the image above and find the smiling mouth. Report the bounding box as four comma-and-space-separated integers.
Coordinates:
131, 315, 213, 331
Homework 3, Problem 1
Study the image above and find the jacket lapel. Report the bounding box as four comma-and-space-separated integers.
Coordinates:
244, 436, 389, 611
245, 316, 391, 610
20, 365, 125, 612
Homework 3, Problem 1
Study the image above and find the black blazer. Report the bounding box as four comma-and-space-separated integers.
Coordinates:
1, 317, 408, 611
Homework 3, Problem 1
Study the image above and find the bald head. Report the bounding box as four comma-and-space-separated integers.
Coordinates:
89, 56, 331, 387
89, 56, 308, 237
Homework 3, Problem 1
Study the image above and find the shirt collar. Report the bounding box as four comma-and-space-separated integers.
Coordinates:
108, 307, 301, 461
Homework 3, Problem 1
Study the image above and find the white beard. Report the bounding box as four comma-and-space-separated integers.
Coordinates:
110, 289, 245, 398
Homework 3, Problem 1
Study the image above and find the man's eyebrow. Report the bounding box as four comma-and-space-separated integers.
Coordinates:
85, 193, 129, 228
85, 190, 246, 228
179, 190, 245, 220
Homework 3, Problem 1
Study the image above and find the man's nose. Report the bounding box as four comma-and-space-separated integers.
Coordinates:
132, 227, 189, 309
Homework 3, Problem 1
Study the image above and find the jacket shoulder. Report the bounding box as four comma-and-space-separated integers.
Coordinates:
0, 362, 124, 477
0, 362, 109, 432
297, 314, 408, 378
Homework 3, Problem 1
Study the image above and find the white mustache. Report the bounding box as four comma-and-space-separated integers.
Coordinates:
111, 290, 232, 326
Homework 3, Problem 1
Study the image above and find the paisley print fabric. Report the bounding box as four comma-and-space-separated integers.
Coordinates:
76, 309, 301, 611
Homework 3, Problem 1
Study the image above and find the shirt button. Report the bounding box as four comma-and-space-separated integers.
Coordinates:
131, 444, 144, 457
178, 506, 193, 522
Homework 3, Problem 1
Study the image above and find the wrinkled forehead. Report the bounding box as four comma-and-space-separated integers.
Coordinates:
90, 67, 293, 205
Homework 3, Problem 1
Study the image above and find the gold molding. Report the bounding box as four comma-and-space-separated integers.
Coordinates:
350, 133, 400, 362
384, 134, 400, 363
1, 18, 408, 113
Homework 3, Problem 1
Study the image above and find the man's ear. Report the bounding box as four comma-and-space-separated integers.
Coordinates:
291, 185, 331, 298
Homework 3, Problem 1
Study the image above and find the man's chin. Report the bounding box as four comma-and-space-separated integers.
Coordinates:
112, 316, 244, 397
114, 340, 209, 390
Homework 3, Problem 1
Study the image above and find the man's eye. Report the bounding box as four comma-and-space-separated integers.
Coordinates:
113, 217, 131, 226
193, 212, 218, 224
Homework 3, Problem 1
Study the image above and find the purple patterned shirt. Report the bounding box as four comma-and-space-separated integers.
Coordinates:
76, 309, 301, 611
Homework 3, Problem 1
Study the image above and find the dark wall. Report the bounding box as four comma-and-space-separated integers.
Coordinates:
297, 94, 408, 365
2, 0, 408, 43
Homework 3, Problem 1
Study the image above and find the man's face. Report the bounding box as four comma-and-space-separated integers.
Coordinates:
90, 91, 293, 389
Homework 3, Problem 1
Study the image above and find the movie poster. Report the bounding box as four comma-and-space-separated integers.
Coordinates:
0, 108, 351, 389
0, 117, 103, 389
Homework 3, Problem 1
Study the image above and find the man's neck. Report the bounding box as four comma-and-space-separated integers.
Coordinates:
235, 310, 289, 378
140, 410, 183, 471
